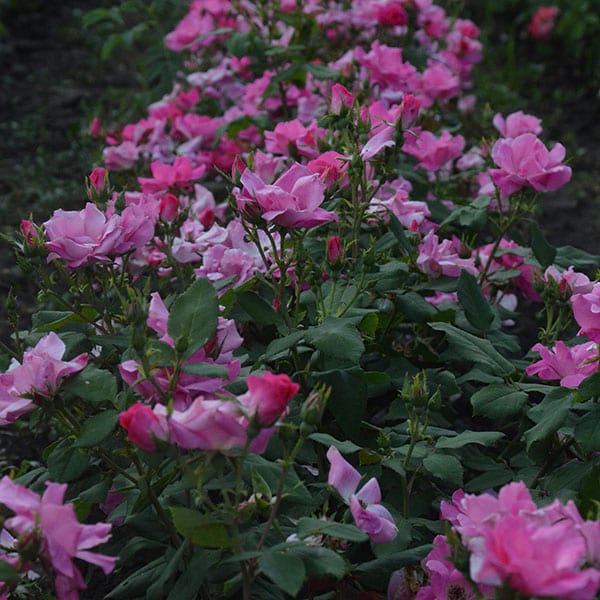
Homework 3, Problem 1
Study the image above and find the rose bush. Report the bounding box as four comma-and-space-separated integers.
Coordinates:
2, 0, 600, 598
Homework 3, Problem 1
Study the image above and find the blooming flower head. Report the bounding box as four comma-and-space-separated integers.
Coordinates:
416, 231, 477, 278
571, 284, 600, 342
326, 446, 397, 543
0, 476, 116, 600
489, 133, 571, 197
0, 332, 88, 425
492, 111, 543, 138
234, 163, 338, 229
529, 6, 560, 40
526, 341, 598, 388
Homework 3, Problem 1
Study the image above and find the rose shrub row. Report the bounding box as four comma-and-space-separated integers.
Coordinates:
2, 1, 600, 599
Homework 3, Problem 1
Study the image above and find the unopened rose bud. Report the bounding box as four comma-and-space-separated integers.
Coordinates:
400, 94, 422, 129
301, 387, 329, 425
199, 208, 215, 228
20, 220, 37, 248
90, 116, 102, 137
159, 193, 179, 222
330, 83, 355, 114
327, 235, 344, 268
89, 167, 107, 193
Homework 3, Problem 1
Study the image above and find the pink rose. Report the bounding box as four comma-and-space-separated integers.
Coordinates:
327, 446, 397, 544
529, 6, 560, 40
0, 476, 116, 600
489, 133, 571, 197
492, 111, 543, 138
526, 341, 598, 388
571, 284, 600, 342
238, 372, 299, 427
234, 163, 338, 229
89, 167, 107, 192
119, 402, 169, 451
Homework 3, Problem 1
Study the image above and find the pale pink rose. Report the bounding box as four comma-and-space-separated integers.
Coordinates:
420, 61, 460, 105
354, 41, 419, 93
45, 203, 122, 268
543, 266, 594, 295
168, 397, 248, 451
416, 231, 477, 278
0, 476, 115, 600
264, 119, 326, 159
234, 163, 338, 228
472, 516, 600, 600
402, 129, 465, 172
119, 402, 169, 451
492, 111, 543, 138
529, 6, 560, 40
571, 285, 600, 342
138, 156, 206, 193
0, 333, 87, 425
526, 341, 599, 388
102, 141, 139, 170
327, 446, 397, 543
417, 5, 449, 39
489, 133, 571, 196
415, 535, 488, 599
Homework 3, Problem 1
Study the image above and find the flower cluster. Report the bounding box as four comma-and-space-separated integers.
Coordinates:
416, 482, 600, 600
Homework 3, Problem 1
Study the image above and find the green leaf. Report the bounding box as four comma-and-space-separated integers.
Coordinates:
575, 371, 600, 401
315, 368, 367, 439
464, 468, 515, 492
147, 542, 187, 600
423, 453, 463, 485
181, 363, 230, 378
457, 271, 494, 331
259, 550, 306, 597
436, 430, 505, 449
471, 384, 528, 419
388, 213, 412, 254
555, 246, 600, 270
429, 322, 515, 376
305, 318, 365, 365
107, 557, 167, 599
47, 440, 91, 482
32, 306, 98, 332
574, 407, 600, 453
0, 559, 19, 586
297, 517, 368, 542
523, 388, 571, 450
288, 544, 346, 580
305, 63, 339, 80
170, 507, 232, 548
262, 331, 305, 361
395, 292, 437, 322
167, 549, 219, 600
308, 433, 361, 454
64, 365, 117, 403
530, 223, 556, 268
237, 291, 282, 326
167, 278, 218, 360
74, 410, 119, 448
